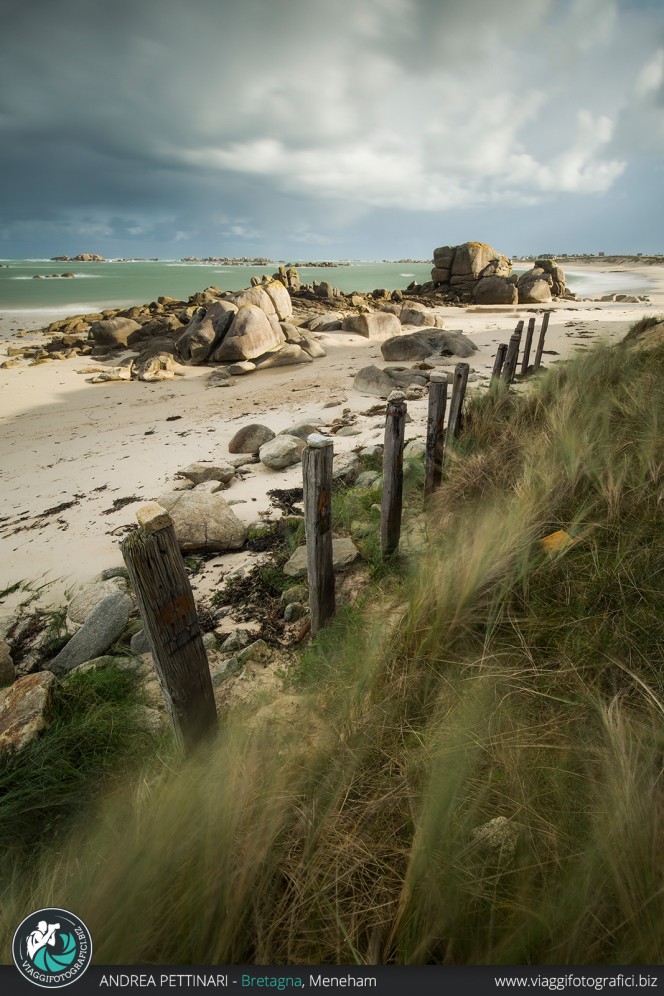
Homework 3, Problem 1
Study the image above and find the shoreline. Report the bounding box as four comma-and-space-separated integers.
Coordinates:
1, 262, 663, 622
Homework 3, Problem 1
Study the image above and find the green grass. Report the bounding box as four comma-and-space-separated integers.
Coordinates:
2, 325, 664, 965
0, 662, 160, 877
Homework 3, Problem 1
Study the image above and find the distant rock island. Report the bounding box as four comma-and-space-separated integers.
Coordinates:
51, 253, 104, 262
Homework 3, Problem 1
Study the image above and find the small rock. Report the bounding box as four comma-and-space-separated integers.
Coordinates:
178, 461, 235, 486
284, 602, 307, 623
360, 444, 383, 459
279, 419, 324, 441
280, 584, 308, 605
404, 440, 426, 459
229, 424, 275, 454
254, 344, 313, 368
353, 365, 396, 399
210, 656, 242, 687
220, 628, 253, 652
134, 352, 176, 382
342, 312, 401, 338
332, 451, 361, 485
0, 640, 15, 687
130, 630, 151, 655
355, 470, 381, 489
66, 578, 128, 633
236, 640, 271, 665
89, 366, 132, 383
202, 632, 218, 650
283, 538, 360, 578
259, 434, 305, 470
0, 672, 56, 753
471, 816, 519, 860
208, 370, 233, 387
133, 705, 166, 735
157, 490, 247, 552
51, 592, 133, 673
228, 360, 257, 376
100, 567, 130, 581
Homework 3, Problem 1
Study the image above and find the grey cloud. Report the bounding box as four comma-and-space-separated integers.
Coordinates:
0, 0, 662, 256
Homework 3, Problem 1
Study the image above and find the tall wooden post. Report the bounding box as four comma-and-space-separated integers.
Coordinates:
502, 320, 524, 384
381, 390, 407, 558
121, 504, 217, 753
445, 362, 470, 449
533, 312, 551, 371
303, 434, 335, 635
490, 344, 508, 386
520, 316, 536, 376
424, 372, 448, 498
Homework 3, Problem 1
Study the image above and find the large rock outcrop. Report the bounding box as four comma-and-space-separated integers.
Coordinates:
429, 242, 566, 305
432, 242, 511, 297
517, 259, 567, 304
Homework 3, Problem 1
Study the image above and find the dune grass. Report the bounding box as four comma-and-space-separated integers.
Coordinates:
2, 330, 664, 965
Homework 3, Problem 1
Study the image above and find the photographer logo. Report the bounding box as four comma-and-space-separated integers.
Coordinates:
12, 908, 92, 988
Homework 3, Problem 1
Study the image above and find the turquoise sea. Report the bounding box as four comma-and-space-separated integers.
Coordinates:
0, 259, 434, 316
0, 258, 653, 318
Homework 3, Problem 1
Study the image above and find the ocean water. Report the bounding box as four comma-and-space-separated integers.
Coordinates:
0, 259, 433, 316
0, 258, 653, 318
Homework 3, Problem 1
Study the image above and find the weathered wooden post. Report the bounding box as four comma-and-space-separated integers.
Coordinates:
490, 344, 508, 386
424, 372, 448, 498
520, 316, 536, 376
445, 362, 470, 449
303, 433, 335, 635
502, 320, 524, 384
533, 312, 551, 371
120, 503, 217, 753
381, 390, 407, 558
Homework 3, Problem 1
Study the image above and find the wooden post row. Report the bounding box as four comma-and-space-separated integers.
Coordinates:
520, 316, 536, 376
533, 311, 551, 371
303, 434, 335, 636
121, 504, 217, 753
424, 372, 448, 498
502, 320, 524, 384
490, 344, 508, 386
445, 362, 470, 450
381, 390, 407, 558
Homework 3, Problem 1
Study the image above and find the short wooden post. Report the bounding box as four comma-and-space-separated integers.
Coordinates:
490, 344, 508, 386
424, 373, 448, 498
445, 362, 470, 448
120, 504, 217, 753
533, 312, 551, 371
502, 320, 524, 384
381, 390, 407, 558
303, 434, 335, 635
520, 316, 536, 376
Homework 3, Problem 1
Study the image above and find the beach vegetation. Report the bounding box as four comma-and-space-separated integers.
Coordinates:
0, 660, 158, 880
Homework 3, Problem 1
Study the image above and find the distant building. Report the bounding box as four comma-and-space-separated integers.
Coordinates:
598, 251, 605, 256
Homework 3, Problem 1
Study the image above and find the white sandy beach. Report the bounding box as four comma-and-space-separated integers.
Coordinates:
1, 261, 662, 620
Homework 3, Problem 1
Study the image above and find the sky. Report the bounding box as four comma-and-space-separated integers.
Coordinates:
0, 0, 662, 259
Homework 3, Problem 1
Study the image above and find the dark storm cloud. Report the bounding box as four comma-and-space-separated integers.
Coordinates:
0, 0, 662, 256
